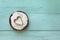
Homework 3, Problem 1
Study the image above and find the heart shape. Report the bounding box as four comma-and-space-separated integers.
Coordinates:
14, 16, 23, 26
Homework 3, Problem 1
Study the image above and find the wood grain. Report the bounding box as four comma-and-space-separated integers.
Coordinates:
0, 0, 60, 40
0, 31, 60, 40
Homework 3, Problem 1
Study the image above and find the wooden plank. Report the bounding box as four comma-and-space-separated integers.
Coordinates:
0, 31, 60, 40
0, 0, 60, 12
0, 13, 60, 30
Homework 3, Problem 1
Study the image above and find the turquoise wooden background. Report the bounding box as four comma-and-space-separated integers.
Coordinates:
0, 0, 60, 40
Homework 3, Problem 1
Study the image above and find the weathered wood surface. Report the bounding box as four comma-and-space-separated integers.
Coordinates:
0, 0, 60, 40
